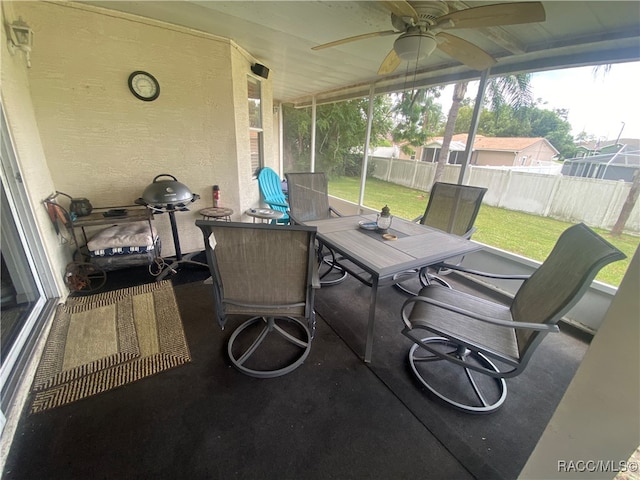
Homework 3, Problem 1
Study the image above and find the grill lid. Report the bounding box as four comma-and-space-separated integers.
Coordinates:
141, 174, 195, 206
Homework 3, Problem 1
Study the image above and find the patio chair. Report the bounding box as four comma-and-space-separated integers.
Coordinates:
257, 167, 289, 224
394, 182, 487, 294
196, 220, 318, 378
400, 223, 625, 413
285, 172, 347, 286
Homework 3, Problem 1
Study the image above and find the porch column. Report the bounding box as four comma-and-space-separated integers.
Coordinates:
358, 84, 376, 208
458, 68, 490, 185
277, 102, 284, 174
311, 96, 316, 172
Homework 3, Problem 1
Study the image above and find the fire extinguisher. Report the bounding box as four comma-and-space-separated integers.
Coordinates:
212, 185, 220, 207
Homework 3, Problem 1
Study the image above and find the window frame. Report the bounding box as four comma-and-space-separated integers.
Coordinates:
248, 75, 264, 178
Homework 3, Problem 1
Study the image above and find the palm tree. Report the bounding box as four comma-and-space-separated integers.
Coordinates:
432, 74, 534, 186
391, 88, 444, 157
433, 81, 468, 185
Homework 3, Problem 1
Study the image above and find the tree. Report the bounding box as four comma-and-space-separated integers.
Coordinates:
611, 169, 640, 237
433, 82, 468, 184
528, 107, 576, 159
282, 95, 393, 176
390, 88, 444, 156
433, 74, 534, 186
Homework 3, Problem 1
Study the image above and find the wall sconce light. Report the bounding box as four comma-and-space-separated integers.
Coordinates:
6, 17, 34, 67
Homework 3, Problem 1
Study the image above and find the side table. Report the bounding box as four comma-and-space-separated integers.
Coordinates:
245, 207, 285, 223
199, 207, 233, 222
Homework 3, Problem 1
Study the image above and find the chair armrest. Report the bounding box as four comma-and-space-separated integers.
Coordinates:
266, 200, 289, 208
461, 227, 476, 240
434, 262, 530, 280
401, 295, 559, 333
312, 259, 321, 289
329, 206, 342, 217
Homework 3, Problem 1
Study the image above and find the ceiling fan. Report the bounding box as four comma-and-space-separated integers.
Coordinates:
311, 1, 545, 74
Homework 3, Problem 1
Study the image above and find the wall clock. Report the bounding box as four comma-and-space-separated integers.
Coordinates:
128, 71, 160, 101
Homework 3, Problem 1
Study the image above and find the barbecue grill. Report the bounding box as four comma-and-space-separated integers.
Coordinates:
137, 174, 206, 280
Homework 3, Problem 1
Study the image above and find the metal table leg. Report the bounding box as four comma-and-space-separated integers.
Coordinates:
364, 276, 379, 363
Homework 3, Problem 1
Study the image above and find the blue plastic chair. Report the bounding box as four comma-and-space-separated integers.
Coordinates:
258, 167, 289, 224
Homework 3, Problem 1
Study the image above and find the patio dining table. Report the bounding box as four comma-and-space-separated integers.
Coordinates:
303, 214, 483, 363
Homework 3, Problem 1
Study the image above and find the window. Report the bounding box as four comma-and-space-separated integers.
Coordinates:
248, 76, 263, 177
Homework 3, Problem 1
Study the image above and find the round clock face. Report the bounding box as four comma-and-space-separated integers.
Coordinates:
128, 71, 160, 101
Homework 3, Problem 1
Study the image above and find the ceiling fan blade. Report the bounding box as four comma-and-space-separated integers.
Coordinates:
435, 32, 496, 71
436, 2, 545, 30
380, 1, 419, 24
312, 30, 397, 51
378, 49, 402, 75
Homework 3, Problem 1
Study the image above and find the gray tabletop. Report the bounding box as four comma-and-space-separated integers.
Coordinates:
305, 214, 481, 280
303, 213, 482, 363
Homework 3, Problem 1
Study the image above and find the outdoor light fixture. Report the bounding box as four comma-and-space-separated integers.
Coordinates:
6, 17, 34, 67
393, 30, 437, 61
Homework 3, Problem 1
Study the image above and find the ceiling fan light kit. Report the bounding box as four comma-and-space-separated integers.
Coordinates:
312, 1, 545, 74
394, 31, 437, 61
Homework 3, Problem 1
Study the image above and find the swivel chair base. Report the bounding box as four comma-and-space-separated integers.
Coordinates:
319, 255, 348, 286
393, 267, 451, 296
408, 337, 507, 414
228, 315, 312, 378
155, 251, 208, 281
318, 244, 347, 286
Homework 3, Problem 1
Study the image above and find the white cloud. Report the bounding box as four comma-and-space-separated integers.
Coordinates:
530, 62, 640, 140
436, 61, 640, 141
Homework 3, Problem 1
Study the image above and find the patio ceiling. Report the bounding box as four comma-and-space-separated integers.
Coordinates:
83, 1, 640, 106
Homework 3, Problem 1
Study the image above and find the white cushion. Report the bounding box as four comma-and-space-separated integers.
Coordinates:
87, 221, 157, 250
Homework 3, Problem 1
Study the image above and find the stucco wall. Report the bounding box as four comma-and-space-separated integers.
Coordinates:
520, 141, 557, 164
1, 2, 68, 297
474, 150, 515, 166
10, 1, 272, 258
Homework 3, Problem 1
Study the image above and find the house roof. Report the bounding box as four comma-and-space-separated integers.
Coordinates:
424, 139, 467, 152
426, 134, 559, 154
577, 138, 640, 151
370, 146, 400, 158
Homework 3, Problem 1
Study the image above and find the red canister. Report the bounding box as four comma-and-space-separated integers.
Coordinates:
213, 185, 220, 207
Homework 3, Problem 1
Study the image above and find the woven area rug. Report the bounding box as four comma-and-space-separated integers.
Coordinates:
30, 280, 191, 413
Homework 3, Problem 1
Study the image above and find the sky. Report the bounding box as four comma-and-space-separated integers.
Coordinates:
439, 61, 640, 141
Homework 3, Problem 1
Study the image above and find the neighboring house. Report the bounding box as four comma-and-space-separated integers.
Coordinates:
574, 140, 602, 158
398, 134, 559, 167
574, 137, 639, 158
370, 145, 400, 158
562, 139, 640, 182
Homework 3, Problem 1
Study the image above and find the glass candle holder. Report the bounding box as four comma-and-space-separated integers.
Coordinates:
376, 213, 392, 232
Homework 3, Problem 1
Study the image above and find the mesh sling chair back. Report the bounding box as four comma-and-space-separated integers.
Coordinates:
285, 172, 347, 285
196, 220, 318, 378
400, 223, 625, 413
394, 182, 487, 293
257, 167, 289, 224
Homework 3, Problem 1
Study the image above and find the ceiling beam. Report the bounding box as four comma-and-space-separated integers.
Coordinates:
290, 45, 640, 108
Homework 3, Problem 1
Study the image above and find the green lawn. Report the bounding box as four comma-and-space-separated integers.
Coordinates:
327, 176, 638, 287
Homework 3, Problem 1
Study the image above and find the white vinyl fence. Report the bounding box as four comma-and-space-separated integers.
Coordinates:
369, 157, 640, 234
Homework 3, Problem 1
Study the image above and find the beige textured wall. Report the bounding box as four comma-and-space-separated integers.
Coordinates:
474, 150, 516, 166
1, 2, 68, 297
521, 142, 557, 164
11, 1, 272, 257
